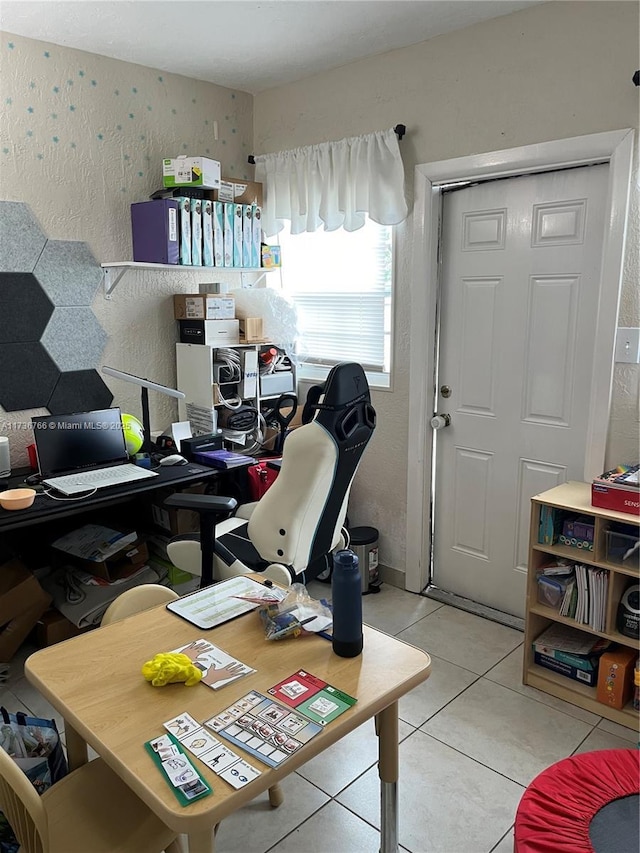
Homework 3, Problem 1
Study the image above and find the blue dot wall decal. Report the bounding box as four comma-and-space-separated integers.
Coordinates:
231, 128, 236, 134
53, 86, 59, 93
192, 98, 196, 104
2, 148, 9, 154
147, 105, 152, 111
26, 130, 33, 137
97, 134, 103, 141
78, 70, 85, 77
123, 154, 130, 161
37, 153, 43, 160
51, 113, 57, 119
29, 81, 36, 89
138, 171, 143, 177
44, 51, 50, 58
5, 98, 11, 105
114, 89, 119, 95
171, 108, 177, 114
27, 106, 34, 113
116, 124, 122, 130
70, 142, 76, 148
52, 136, 59, 143
182, 143, 188, 149
231, 93, 236, 99
7, 43, 14, 49
222, 140, 226, 145
129, 113, 134, 119
132, 87, 137, 93
205, 120, 209, 125
205, 148, 210, 154
225, 115, 229, 120
69, 105, 75, 111
139, 134, 145, 141
157, 76, 163, 82
229, 165, 234, 171
67, 79, 73, 86
91, 80, 97, 86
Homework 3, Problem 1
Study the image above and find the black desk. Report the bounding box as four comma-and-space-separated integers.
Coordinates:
0, 463, 219, 534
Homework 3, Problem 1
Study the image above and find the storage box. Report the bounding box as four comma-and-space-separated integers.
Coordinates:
0, 559, 52, 660
260, 371, 295, 396
239, 318, 264, 343
163, 156, 221, 189
592, 482, 640, 515
131, 199, 179, 264
149, 486, 205, 536
605, 528, 640, 569
51, 528, 149, 582
178, 318, 240, 346
191, 197, 203, 266
174, 294, 235, 321
596, 646, 637, 710
261, 245, 281, 268
210, 178, 263, 207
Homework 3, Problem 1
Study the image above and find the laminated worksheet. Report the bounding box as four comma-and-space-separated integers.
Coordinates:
166, 575, 285, 629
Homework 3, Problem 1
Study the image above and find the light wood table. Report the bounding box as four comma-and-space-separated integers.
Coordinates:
25, 598, 431, 853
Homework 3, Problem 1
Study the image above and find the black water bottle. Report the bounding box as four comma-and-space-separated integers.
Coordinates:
332, 549, 363, 658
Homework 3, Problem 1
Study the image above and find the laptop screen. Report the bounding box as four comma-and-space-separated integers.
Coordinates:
32, 408, 129, 476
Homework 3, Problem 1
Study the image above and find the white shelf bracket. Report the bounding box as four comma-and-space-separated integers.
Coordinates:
240, 270, 268, 289
103, 266, 129, 299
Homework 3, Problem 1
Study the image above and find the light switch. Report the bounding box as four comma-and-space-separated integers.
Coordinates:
615, 327, 640, 364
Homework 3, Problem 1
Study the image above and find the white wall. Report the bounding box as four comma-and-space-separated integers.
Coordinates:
254, 1, 640, 578
0, 32, 254, 465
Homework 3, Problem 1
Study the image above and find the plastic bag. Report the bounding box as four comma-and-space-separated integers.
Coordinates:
0, 707, 68, 794
259, 583, 333, 640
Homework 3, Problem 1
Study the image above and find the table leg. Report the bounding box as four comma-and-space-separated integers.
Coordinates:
375, 701, 399, 853
187, 828, 215, 853
64, 723, 88, 770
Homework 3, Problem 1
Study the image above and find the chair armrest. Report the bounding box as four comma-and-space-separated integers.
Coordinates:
164, 493, 237, 514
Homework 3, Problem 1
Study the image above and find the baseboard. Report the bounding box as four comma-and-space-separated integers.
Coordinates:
377, 564, 405, 591
423, 586, 525, 632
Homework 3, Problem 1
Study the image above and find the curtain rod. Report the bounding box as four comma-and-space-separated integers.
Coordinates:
247, 124, 406, 165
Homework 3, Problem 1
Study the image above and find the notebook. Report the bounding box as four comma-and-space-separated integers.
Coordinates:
32, 408, 158, 496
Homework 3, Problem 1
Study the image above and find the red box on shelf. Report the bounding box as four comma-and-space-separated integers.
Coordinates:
591, 482, 640, 516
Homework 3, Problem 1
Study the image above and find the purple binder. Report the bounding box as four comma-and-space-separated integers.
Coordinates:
131, 199, 179, 264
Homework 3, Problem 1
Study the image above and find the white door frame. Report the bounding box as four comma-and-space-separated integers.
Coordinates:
405, 129, 635, 594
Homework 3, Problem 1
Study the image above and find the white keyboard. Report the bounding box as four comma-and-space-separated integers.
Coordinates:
43, 464, 158, 495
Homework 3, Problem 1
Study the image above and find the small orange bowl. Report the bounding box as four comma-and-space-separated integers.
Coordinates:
0, 488, 37, 511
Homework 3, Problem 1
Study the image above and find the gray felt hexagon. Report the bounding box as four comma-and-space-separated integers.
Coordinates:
33, 240, 103, 306
0, 342, 60, 410
0, 201, 48, 273
41, 307, 108, 372
0, 272, 54, 343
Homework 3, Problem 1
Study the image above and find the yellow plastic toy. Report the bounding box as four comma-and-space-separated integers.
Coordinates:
141, 652, 203, 687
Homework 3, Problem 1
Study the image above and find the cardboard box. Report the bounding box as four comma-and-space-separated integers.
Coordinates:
592, 482, 640, 516
178, 318, 240, 346
260, 372, 295, 396
596, 646, 637, 709
52, 538, 149, 583
239, 318, 264, 343
210, 178, 263, 207
36, 608, 91, 647
174, 294, 235, 321
163, 156, 221, 189
0, 559, 52, 660
131, 199, 179, 264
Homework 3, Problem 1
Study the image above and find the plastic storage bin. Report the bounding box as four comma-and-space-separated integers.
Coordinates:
605, 529, 640, 570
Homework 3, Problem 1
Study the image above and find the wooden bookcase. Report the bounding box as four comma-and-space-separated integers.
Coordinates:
524, 481, 639, 729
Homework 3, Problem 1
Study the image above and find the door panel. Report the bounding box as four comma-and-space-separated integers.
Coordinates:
433, 165, 609, 617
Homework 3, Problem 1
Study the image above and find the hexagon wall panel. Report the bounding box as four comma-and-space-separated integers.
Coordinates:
0, 202, 47, 273
48, 371, 114, 416
0, 201, 109, 414
33, 240, 103, 306
0, 343, 60, 410
0, 272, 54, 342
41, 307, 108, 372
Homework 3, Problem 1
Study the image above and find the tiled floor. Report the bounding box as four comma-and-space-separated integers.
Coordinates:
2, 581, 637, 853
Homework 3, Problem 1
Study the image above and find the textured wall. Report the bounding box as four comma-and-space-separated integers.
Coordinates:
254, 1, 640, 575
0, 32, 254, 467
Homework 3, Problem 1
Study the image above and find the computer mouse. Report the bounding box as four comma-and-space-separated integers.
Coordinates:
159, 454, 188, 466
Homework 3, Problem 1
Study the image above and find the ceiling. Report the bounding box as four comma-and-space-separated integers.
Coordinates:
0, 0, 543, 94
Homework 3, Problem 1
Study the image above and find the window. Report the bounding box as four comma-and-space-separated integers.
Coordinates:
275, 219, 393, 389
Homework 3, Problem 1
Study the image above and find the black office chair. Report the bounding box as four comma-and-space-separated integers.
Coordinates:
165, 362, 376, 588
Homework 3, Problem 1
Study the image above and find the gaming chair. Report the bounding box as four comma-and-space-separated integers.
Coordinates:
165, 362, 376, 588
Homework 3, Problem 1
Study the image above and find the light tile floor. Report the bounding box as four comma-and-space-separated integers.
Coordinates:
2, 581, 637, 853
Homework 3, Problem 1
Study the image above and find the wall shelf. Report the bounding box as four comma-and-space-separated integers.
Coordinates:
101, 261, 272, 298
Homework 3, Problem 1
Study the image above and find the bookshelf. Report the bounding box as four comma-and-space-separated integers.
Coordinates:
524, 481, 639, 729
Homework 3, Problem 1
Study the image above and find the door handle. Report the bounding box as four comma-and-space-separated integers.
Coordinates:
430, 413, 451, 430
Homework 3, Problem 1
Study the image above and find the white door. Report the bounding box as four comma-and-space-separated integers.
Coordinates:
433, 164, 609, 617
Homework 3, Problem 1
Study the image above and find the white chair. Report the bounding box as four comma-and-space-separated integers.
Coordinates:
0, 744, 182, 853
101, 583, 179, 625
165, 362, 377, 588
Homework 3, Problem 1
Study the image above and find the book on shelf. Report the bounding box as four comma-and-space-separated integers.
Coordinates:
533, 623, 613, 681
193, 449, 255, 469
593, 464, 639, 489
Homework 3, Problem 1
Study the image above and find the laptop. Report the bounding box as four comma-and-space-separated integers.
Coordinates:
32, 407, 158, 496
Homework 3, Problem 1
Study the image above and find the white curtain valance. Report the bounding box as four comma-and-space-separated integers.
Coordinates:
254, 127, 408, 236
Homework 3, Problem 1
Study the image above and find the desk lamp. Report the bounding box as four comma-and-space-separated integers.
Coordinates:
101, 366, 185, 455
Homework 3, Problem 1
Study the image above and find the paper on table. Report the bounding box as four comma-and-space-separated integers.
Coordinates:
172, 639, 255, 690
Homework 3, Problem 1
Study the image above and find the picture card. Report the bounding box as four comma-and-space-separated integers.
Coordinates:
171, 639, 255, 690
268, 670, 328, 707
219, 758, 261, 789
199, 743, 241, 773
163, 712, 201, 741
268, 671, 357, 725
180, 728, 221, 757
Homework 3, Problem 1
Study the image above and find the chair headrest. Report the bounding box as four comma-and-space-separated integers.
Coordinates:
304, 363, 376, 450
